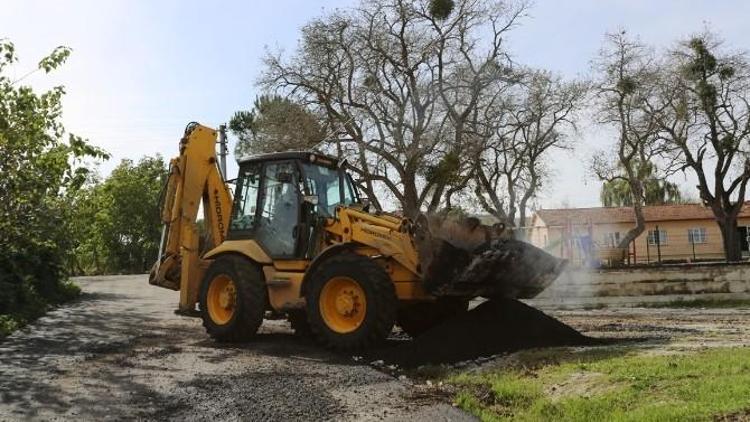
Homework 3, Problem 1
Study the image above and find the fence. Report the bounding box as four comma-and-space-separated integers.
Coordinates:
554, 223, 746, 268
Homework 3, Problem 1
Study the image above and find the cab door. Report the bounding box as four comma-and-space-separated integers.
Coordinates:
254, 161, 303, 258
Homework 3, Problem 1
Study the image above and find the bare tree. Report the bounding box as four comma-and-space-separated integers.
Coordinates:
474, 70, 587, 232
650, 33, 750, 261
421, 0, 528, 213
259, 0, 528, 218
591, 31, 663, 250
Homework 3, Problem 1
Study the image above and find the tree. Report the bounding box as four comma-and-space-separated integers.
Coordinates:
650, 33, 750, 261
600, 161, 683, 206
229, 95, 326, 157
260, 0, 529, 218
67, 174, 108, 274
0, 40, 107, 332
66, 156, 167, 275
96, 157, 168, 273
474, 70, 587, 230
591, 31, 663, 250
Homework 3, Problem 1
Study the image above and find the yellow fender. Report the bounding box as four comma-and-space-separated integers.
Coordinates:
203, 239, 273, 264
299, 243, 358, 295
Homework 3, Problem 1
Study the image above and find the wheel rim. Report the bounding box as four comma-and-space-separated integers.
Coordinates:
207, 274, 237, 325
319, 276, 367, 334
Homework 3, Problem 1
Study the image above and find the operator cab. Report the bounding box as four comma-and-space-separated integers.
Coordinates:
228, 151, 360, 259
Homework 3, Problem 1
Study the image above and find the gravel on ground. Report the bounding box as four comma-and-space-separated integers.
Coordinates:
0, 275, 473, 421
3, 275, 750, 421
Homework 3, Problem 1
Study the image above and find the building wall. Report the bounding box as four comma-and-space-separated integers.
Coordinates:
529, 215, 750, 265
631, 219, 723, 263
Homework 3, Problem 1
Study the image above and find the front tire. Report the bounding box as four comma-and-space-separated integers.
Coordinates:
306, 253, 396, 351
199, 255, 267, 342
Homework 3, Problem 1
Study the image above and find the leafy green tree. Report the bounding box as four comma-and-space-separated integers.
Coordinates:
0, 40, 107, 335
66, 156, 167, 276
96, 156, 167, 273
230, 95, 325, 157
67, 176, 108, 274
600, 162, 684, 207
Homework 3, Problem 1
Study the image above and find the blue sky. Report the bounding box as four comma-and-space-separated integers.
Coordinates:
3, 0, 749, 209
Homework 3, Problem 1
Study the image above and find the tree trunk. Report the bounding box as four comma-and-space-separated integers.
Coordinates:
618, 202, 646, 250
401, 175, 421, 219
717, 217, 742, 262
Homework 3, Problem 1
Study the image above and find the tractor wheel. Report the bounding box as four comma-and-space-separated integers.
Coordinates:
199, 255, 267, 342
397, 298, 469, 338
306, 253, 396, 351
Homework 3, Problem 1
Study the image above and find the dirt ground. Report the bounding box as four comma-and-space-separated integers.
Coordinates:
551, 305, 750, 352
2, 275, 750, 421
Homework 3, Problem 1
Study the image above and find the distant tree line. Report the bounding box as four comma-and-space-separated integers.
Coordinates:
232, 0, 749, 261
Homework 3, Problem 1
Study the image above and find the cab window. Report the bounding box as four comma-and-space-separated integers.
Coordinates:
230, 164, 261, 232
302, 163, 350, 216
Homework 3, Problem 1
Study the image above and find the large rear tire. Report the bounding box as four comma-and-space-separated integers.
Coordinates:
306, 253, 396, 351
397, 298, 469, 338
199, 255, 267, 342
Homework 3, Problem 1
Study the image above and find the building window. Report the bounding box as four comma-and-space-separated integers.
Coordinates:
603, 232, 620, 247
688, 227, 707, 244
647, 229, 668, 245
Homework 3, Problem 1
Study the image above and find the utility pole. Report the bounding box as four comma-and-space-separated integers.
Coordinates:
218, 124, 228, 180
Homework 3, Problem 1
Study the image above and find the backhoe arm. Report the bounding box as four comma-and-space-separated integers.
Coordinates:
149, 123, 233, 312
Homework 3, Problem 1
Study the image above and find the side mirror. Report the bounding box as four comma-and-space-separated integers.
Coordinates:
303, 195, 319, 205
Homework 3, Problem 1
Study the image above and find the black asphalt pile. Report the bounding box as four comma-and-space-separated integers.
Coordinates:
371, 299, 599, 368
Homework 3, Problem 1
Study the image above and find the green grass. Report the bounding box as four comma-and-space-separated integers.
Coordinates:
448, 347, 750, 421
640, 298, 750, 309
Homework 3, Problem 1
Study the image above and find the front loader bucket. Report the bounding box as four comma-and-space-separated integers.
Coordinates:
422, 238, 567, 299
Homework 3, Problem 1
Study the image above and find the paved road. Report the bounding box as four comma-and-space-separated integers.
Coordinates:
0, 275, 473, 421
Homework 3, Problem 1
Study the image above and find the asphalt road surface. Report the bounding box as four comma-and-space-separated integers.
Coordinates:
0, 275, 473, 421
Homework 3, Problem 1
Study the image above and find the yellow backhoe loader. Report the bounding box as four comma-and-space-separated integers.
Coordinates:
149, 123, 565, 351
